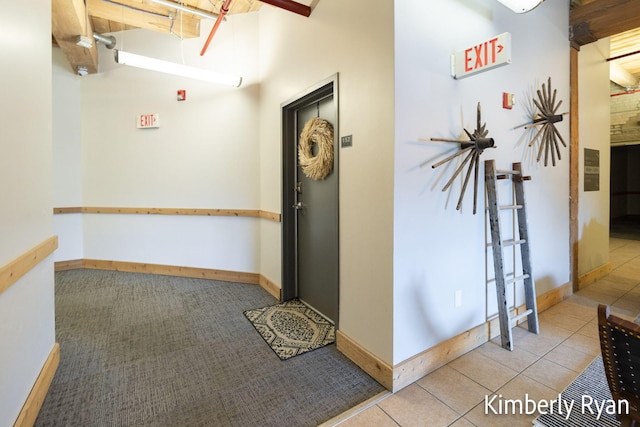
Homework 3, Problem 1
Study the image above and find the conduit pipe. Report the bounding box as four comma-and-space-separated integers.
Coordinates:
200, 0, 232, 56
93, 33, 116, 49
148, 0, 221, 21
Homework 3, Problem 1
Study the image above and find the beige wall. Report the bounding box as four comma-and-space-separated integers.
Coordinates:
578, 38, 611, 276
257, 0, 395, 364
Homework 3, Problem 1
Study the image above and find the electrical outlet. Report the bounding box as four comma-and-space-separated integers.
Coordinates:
455, 290, 462, 308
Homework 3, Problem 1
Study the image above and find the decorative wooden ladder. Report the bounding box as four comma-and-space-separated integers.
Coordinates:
484, 160, 539, 351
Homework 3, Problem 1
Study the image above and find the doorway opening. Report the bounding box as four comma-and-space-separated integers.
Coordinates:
281, 74, 339, 325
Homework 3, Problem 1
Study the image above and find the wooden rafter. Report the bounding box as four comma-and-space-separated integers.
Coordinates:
570, 0, 640, 47
52, 0, 99, 74
87, 0, 201, 39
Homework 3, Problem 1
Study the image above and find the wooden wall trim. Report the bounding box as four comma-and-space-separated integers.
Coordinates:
54, 259, 84, 271
13, 342, 60, 427
570, 47, 579, 293
344, 282, 572, 392
578, 262, 613, 289
336, 330, 393, 390
259, 275, 281, 300
82, 259, 261, 284
535, 282, 573, 313
393, 322, 488, 392
54, 259, 281, 299
0, 236, 58, 296
53, 206, 281, 222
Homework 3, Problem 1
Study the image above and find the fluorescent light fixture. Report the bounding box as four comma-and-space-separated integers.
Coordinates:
496, 0, 544, 13
114, 50, 242, 87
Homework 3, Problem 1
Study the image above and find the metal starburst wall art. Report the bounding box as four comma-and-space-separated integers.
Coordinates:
429, 102, 495, 215
517, 77, 568, 167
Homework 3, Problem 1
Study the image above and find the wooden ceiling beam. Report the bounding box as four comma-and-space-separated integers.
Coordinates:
52, 0, 99, 74
87, 0, 201, 39
570, 0, 640, 47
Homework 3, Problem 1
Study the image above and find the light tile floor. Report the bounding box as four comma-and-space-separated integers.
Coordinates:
327, 238, 640, 427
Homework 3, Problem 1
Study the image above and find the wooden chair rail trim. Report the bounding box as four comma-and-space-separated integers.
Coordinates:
53, 207, 281, 222
0, 236, 58, 296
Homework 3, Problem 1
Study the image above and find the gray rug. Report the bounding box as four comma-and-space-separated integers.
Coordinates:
533, 356, 620, 427
244, 299, 335, 360
35, 269, 385, 427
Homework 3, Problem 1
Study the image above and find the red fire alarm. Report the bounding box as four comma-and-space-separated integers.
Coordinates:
502, 92, 515, 109
177, 90, 186, 101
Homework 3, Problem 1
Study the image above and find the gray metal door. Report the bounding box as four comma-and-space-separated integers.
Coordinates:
293, 96, 339, 322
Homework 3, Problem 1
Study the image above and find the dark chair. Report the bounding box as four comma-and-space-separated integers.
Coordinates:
598, 304, 640, 427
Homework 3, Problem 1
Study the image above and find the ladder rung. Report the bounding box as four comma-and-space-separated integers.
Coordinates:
486, 239, 526, 248
484, 205, 523, 211
511, 309, 533, 324
487, 274, 530, 285
503, 239, 526, 247
496, 169, 522, 175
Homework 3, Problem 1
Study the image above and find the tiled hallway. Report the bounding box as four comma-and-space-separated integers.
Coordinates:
327, 238, 640, 427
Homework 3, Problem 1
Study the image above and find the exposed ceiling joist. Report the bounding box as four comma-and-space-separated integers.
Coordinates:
570, 0, 640, 47
87, 0, 201, 39
52, 0, 273, 75
52, 0, 99, 74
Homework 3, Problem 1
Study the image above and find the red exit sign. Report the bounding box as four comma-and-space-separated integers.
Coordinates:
136, 113, 160, 129
451, 33, 511, 79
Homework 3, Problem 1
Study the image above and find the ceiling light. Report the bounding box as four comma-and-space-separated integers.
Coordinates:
496, 0, 544, 13
76, 35, 93, 49
114, 50, 242, 87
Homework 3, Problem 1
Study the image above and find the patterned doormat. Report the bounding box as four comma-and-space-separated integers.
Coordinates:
244, 299, 335, 360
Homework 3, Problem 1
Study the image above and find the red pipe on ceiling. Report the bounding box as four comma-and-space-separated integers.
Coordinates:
200, 0, 232, 56
200, 0, 311, 56
259, 0, 311, 17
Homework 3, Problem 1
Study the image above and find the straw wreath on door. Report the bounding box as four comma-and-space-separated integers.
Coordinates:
298, 117, 334, 180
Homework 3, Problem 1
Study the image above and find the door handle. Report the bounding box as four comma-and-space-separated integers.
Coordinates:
292, 202, 304, 210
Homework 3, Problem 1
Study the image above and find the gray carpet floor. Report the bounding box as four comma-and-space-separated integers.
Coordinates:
35, 269, 385, 427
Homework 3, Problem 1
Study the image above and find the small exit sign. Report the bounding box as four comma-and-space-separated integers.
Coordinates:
137, 113, 160, 129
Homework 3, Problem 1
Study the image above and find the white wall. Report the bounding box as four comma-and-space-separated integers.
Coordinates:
53, 48, 84, 261
578, 38, 611, 275
0, 1, 56, 424
394, 0, 570, 362
257, 0, 395, 363
54, 14, 263, 274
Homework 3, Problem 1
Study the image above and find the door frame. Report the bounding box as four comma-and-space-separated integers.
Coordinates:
281, 74, 339, 316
